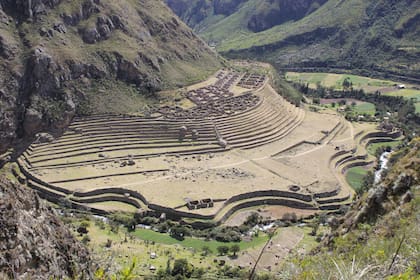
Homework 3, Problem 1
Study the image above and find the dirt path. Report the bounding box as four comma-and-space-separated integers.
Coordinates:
232, 227, 305, 272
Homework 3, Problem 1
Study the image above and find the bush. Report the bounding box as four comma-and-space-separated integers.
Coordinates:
217, 245, 229, 256
81, 235, 90, 245
172, 259, 193, 277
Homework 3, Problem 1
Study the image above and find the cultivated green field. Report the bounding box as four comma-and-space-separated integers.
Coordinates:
353, 102, 376, 116
133, 229, 269, 254
346, 166, 368, 191
286, 72, 394, 91
382, 88, 420, 100
286, 72, 420, 113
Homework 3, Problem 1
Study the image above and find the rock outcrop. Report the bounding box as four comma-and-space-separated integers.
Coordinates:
329, 139, 420, 237
0, 174, 93, 279
0, 0, 220, 153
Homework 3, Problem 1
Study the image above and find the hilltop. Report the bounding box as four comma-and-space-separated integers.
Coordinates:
0, 0, 221, 153
166, 0, 420, 81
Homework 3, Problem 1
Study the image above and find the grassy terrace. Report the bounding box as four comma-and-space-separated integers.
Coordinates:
345, 166, 368, 192
367, 140, 401, 155
133, 229, 268, 253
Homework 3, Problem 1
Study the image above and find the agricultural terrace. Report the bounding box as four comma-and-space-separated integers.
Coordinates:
18, 69, 402, 224
286, 72, 420, 113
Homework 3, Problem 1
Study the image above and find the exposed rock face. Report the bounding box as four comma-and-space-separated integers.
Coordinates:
332, 140, 420, 235
165, 0, 327, 32
0, 0, 220, 153
0, 175, 93, 279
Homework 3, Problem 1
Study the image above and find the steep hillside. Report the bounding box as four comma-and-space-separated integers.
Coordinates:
166, 0, 420, 81
0, 0, 221, 153
280, 139, 420, 279
0, 169, 92, 279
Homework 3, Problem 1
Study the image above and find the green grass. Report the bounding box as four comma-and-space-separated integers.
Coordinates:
346, 166, 369, 191
367, 141, 401, 155
382, 88, 420, 100
415, 103, 420, 114
285, 72, 395, 92
353, 102, 376, 115
133, 228, 269, 254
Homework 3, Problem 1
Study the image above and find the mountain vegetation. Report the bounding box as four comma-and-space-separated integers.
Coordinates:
0, 0, 221, 153
280, 138, 420, 279
166, 0, 420, 81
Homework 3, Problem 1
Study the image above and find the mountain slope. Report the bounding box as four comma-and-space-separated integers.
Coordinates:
0, 0, 221, 153
281, 139, 420, 279
0, 169, 92, 279
166, 0, 420, 80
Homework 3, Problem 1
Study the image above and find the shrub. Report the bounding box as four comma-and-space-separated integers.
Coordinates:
217, 245, 229, 256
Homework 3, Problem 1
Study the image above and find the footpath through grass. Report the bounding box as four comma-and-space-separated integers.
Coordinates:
133, 228, 269, 254
346, 166, 368, 192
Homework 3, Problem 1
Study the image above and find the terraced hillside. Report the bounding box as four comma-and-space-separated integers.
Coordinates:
17, 70, 402, 224
0, 0, 221, 153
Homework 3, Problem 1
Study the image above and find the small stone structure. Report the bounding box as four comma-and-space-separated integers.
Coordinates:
187, 198, 214, 210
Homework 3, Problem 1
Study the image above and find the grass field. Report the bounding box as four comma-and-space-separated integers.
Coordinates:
382, 88, 420, 100
346, 166, 368, 191
133, 228, 269, 254
286, 72, 420, 113
367, 141, 401, 155
285, 72, 395, 91
353, 102, 376, 115
382, 89, 420, 114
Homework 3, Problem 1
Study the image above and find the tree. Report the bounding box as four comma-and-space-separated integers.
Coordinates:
230, 244, 240, 257
358, 171, 375, 195
172, 258, 193, 277
217, 245, 229, 256
77, 225, 88, 236
170, 225, 190, 241
342, 77, 352, 90
244, 212, 260, 226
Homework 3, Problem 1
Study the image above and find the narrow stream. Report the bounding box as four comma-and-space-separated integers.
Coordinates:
374, 151, 391, 184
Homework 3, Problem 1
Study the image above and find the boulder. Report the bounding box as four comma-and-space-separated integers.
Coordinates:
23, 108, 43, 136
34, 132, 54, 144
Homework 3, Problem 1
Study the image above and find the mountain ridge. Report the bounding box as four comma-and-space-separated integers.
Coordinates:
166, 0, 420, 80
0, 0, 221, 154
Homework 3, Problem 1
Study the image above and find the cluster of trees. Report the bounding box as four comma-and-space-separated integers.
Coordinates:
109, 212, 266, 243
295, 82, 419, 137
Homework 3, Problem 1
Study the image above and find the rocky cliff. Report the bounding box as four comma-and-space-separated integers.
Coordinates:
0, 171, 92, 279
165, 0, 328, 32
0, 0, 221, 153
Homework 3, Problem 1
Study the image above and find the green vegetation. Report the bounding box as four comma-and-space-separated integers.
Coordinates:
383, 88, 420, 100
279, 140, 420, 279
133, 228, 268, 254
167, 0, 420, 80
286, 72, 395, 91
367, 141, 401, 156
346, 167, 369, 191
352, 102, 376, 116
